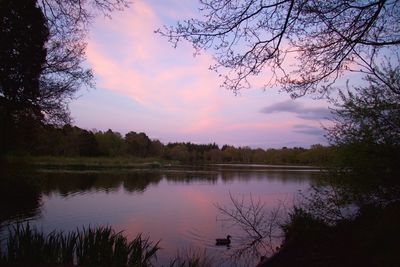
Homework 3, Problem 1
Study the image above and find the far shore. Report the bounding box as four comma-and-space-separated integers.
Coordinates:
5, 156, 323, 171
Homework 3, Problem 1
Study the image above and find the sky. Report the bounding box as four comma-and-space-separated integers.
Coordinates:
69, 0, 334, 149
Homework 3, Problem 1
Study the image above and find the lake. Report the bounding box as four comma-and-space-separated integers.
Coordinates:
0, 165, 319, 266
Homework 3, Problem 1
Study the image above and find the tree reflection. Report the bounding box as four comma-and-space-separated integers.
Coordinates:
0, 163, 42, 226
216, 193, 287, 264
123, 172, 162, 193
164, 171, 218, 184
219, 170, 317, 184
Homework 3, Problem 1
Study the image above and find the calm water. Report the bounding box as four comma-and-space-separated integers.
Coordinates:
1, 166, 318, 266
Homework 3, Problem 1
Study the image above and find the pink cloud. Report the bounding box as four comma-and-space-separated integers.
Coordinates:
76, 0, 331, 147
86, 1, 235, 134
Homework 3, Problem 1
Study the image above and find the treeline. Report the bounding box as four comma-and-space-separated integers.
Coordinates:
28, 125, 334, 165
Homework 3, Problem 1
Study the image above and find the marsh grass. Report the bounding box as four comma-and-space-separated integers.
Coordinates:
1, 224, 160, 267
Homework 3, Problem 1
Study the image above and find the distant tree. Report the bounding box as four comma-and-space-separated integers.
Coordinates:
165, 144, 189, 162
149, 139, 164, 157
239, 146, 252, 163
60, 125, 81, 156
296, 144, 332, 165
33, 125, 64, 155
159, 0, 400, 97
125, 132, 152, 157
252, 148, 267, 163
78, 130, 98, 156
222, 145, 238, 162
95, 129, 124, 156
204, 148, 222, 162
265, 148, 283, 165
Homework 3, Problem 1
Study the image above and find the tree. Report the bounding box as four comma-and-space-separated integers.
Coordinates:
327, 64, 400, 146
36, 0, 129, 124
0, 0, 128, 154
149, 139, 164, 157
169, 144, 190, 162
125, 132, 152, 157
95, 129, 124, 156
0, 0, 49, 152
77, 129, 98, 156
159, 0, 400, 97
326, 63, 400, 182
222, 145, 239, 162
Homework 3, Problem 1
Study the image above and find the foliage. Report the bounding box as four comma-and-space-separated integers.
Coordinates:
22, 124, 335, 165
35, 0, 129, 125
265, 202, 400, 267
0, 0, 129, 155
325, 63, 400, 203
327, 63, 400, 146
0, 0, 49, 153
259, 63, 400, 266
125, 131, 152, 157
95, 129, 125, 156
159, 0, 400, 97
2, 224, 160, 267
281, 207, 329, 244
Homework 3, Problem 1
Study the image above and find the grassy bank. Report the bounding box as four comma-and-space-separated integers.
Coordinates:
7, 156, 176, 170
6, 156, 322, 170
3, 156, 323, 173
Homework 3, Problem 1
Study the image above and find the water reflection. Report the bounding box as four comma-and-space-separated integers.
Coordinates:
0, 164, 42, 225
1, 167, 317, 266
36, 169, 315, 197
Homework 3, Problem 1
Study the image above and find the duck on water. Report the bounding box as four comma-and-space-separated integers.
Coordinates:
216, 235, 231, 246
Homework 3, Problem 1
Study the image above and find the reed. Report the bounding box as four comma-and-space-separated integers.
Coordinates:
1, 224, 160, 267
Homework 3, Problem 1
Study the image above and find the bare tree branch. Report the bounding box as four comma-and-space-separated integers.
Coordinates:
159, 0, 400, 97
215, 193, 287, 260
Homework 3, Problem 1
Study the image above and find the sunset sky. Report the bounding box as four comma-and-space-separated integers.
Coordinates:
70, 0, 335, 148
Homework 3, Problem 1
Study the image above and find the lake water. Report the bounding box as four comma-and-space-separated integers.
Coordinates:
1, 166, 318, 266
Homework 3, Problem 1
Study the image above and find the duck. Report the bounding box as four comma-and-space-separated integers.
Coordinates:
215, 235, 231, 246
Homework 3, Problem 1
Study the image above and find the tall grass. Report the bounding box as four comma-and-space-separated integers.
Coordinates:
1, 224, 160, 267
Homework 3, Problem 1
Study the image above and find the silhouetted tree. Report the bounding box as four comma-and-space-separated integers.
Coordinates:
328, 64, 400, 146
0, 0, 49, 153
326, 63, 400, 181
0, 0, 129, 154
36, 0, 129, 124
159, 0, 400, 97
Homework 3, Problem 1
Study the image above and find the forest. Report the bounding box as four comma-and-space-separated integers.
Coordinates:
10, 124, 334, 166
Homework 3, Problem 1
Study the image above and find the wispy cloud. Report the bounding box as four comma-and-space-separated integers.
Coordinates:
260, 100, 332, 120
293, 124, 326, 137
